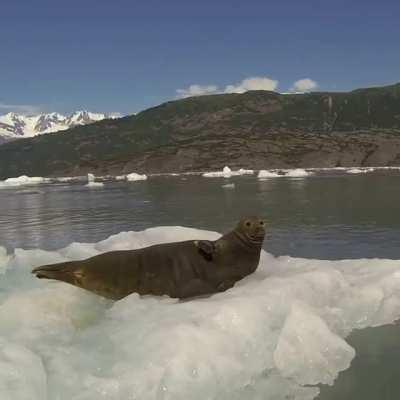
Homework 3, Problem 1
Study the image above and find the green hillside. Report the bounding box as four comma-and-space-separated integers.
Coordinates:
1, 83, 400, 178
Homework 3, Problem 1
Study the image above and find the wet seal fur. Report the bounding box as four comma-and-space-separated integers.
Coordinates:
32, 217, 266, 300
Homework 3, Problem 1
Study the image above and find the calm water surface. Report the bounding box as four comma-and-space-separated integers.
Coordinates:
1, 173, 400, 398
1, 174, 400, 259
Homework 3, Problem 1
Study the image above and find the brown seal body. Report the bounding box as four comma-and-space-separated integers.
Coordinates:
32, 217, 266, 300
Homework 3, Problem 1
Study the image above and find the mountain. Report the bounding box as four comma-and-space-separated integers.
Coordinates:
0, 111, 118, 142
1, 83, 400, 179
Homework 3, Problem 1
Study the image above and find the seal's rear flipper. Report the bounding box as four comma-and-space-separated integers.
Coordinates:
32, 262, 83, 285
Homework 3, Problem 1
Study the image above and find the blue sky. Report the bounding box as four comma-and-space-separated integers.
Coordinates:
1, 0, 400, 116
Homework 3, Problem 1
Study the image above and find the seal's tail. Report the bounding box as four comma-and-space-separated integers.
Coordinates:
32, 262, 82, 285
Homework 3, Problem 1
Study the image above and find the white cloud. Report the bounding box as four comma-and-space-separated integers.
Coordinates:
0, 102, 41, 115
176, 77, 279, 98
224, 77, 279, 93
176, 84, 219, 98
291, 78, 318, 93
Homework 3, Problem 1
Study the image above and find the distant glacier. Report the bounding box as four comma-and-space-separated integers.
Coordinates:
0, 110, 121, 142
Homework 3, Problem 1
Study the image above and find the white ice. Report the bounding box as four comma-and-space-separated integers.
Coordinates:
114, 173, 148, 181
126, 172, 148, 181
257, 170, 282, 178
0, 175, 49, 188
202, 166, 254, 178
1, 226, 400, 400
85, 173, 104, 188
258, 169, 312, 178
346, 168, 375, 174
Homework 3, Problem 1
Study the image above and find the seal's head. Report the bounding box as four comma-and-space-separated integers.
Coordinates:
236, 216, 266, 245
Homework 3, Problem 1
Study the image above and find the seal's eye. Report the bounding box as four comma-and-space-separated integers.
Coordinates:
259, 221, 265, 226
245, 221, 251, 227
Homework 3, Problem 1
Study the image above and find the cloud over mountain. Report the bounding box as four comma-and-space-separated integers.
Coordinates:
177, 76, 279, 98
291, 78, 318, 92
224, 77, 279, 93
176, 84, 219, 98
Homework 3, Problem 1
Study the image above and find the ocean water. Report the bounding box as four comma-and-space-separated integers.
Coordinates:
1, 173, 400, 399
1, 173, 400, 259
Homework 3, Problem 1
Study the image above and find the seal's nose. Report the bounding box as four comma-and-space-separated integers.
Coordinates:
255, 220, 266, 235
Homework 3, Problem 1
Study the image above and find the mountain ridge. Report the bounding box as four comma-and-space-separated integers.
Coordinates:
1, 83, 400, 179
0, 110, 120, 142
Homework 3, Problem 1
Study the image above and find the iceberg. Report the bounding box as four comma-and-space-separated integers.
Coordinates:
0, 226, 400, 399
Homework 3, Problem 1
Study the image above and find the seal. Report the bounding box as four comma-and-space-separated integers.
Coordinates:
32, 216, 266, 300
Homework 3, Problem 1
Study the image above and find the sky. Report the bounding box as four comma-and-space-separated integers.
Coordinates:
1, 0, 400, 116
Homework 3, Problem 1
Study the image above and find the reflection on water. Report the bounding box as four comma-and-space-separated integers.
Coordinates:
1, 175, 400, 259
318, 322, 400, 400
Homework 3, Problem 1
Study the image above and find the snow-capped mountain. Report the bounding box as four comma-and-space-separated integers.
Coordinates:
0, 111, 119, 142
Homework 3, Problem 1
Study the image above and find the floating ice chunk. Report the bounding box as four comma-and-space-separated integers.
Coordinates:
86, 182, 104, 188
203, 166, 254, 178
113, 173, 148, 181
87, 173, 95, 183
55, 176, 80, 182
285, 168, 311, 177
202, 166, 233, 178
1, 228, 400, 399
0, 175, 49, 188
346, 167, 375, 174
126, 172, 148, 181
222, 183, 235, 189
257, 170, 282, 178
237, 168, 254, 175
258, 169, 312, 178
85, 173, 104, 188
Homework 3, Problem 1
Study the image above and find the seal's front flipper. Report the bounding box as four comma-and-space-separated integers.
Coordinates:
195, 240, 215, 261
217, 279, 235, 292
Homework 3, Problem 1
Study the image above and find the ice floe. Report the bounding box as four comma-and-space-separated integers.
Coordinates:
85, 173, 104, 188
258, 169, 312, 178
0, 175, 50, 188
114, 173, 148, 181
126, 172, 148, 181
1, 226, 400, 399
202, 166, 254, 178
346, 168, 375, 174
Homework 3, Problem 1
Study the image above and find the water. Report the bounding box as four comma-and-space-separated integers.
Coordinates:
1, 173, 400, 399
1, 174, 400, 259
